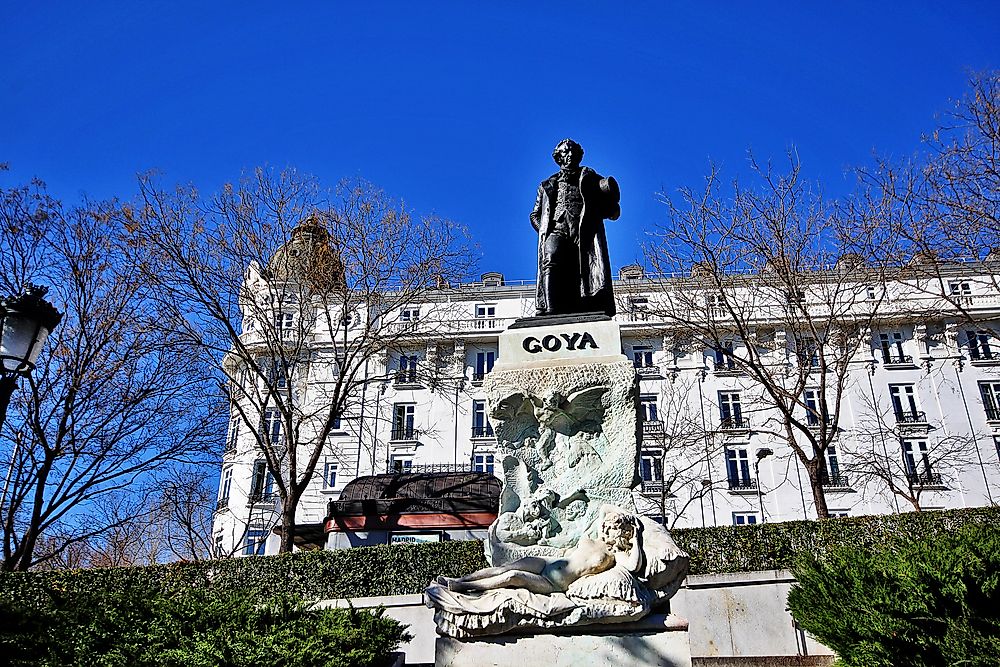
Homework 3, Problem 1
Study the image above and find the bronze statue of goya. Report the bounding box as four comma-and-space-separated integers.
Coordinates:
530, 139, 621, 318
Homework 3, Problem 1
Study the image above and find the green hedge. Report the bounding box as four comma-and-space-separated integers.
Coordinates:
1, 508, 996, 602
788, 521, 1000, 666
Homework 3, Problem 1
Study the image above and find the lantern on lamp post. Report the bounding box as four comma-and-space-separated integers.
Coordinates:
0, 284, 63, 428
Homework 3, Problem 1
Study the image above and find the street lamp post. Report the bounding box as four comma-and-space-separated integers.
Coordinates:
754, 447, 773, 524
0, 284, 63, 510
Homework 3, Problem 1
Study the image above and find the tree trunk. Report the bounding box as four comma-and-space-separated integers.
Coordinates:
805, 459, 830, 519
278, 492, 298, 553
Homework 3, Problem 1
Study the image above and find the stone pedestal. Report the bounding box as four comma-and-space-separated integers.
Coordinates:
434, 614, 692, 667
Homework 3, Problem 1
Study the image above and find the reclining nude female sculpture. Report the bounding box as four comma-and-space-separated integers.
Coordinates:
438, 508, 641, 595
425, 504, 688, 638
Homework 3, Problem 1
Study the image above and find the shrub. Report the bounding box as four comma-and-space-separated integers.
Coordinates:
788, 521, 1000, 667
0, 584, 410, 667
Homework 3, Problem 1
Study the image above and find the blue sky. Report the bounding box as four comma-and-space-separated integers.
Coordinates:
2, 3, 998, 281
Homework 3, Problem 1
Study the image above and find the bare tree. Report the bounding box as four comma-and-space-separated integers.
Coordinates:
0, 176, 219, 570
859, 71, 1000, 323
130, 168, 476, 553
641, 154, 892, 519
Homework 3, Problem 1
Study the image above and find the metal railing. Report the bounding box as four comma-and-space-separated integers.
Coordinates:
820, 474, 851, 488
640, 480, 667, 494
402, 462, 478, 474
720, 416, 750, 430
471, 372, 488, 383
394, 370, 419, 385
642, 420, 664, 435
714, 360, 738, 373
634, 365, 660, 377
248, 492, 277, 504
728, 478, 757, 491
471, 425, 495, 438
895, 410, 927, 424
390, 428, 421, 441
883, 353, 914, 365
216, 498, 229, 511
907, 471, 943, 486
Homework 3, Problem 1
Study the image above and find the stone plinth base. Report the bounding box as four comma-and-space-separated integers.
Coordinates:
434, 613, 691, 667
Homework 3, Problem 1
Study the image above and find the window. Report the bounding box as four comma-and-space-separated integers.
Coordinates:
640, 450, 662, 482
323, 461, 338, 489
865, 285, 878, 300
400, 307, 421, 322
226, 418, 239, 453
266, 357, 293, 389
392, 403, 416, 440
902, 438, 938, 485
474, 351, 495, 382
628, 297, 649, 319
339, 311, 356, 329
796, 337, 819, 368
262, 409, 282, 445
473, 453, 495, 474
719, 391, 744, 428
706, 293, 728, 318
980, 381, 1000, 421
218, 466, 233, 505
966, 331, 996, 361
787, 289, 806, 304
396, 353, 419, 384
889, 384, 923, 423
878, 332, 908, 364
250, 460, 274, 502
274, 312, 294, 330
948, 280, 972, 296
331, 414, 343, 431
713, 341, 735, 371
829, 510, 849, 518
804, 389, 829, 426
726, 446, 753, 489
474, 304, 496, 328
472, 399, 494, 437
639, 395, 659, 422
821, 444, 845, 487
214, 533, 224, 557
244, 529, 268, 556
390, 455, 412, 473
995, 436, 1000, 462
732, 512, 758, 526
632, 345, 654, 369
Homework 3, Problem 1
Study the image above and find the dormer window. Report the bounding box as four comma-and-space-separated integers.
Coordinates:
400, 307, 421, 322
948, 280, 972, 296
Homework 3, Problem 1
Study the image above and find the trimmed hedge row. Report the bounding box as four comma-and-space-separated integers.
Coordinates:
1, 507, 997, 602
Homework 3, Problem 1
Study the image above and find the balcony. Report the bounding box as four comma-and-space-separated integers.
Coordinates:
248, 492, 277, 505
906, 471, 944, 487
471, 372, 488, 384
393, 370, 421, 387
403, 462, 478, 474
215, 497, 229, 511
720, 416, 750, 431
471, 425, 495, 439
714, 360, 740, 375
894, 410, 927, 425
728, 478, 757, 492
970, 350, 999, 365
390, 428, 422, 442
640, 480, 667, 495
642, 420, 664, 435
820, 474, 851, 489
634, 364, 661, 378
883, 353, 915, 367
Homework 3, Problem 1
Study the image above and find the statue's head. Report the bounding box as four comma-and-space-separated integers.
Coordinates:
599, 511, 635, 552
552, 139, 584, 169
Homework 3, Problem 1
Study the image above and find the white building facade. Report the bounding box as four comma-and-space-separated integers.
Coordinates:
213, 262, 1000, 557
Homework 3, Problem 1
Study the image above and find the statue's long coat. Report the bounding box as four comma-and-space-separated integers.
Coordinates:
530, 166, 621, 316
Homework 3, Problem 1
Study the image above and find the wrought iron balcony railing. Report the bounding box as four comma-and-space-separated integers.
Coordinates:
906, 471, 943, 486
883, 353, 914, 365
640, 480, 667, 495
728, 478, 757, 491
642, 420, 664, 435
248, 492, 277, 505
471, 372, 488, 383
820, 474, 851, 488
720, 416, 749, 430
895, 410, 927, 424
714, 360, 738, 373
216, 497, 229, 511
634, 365, 660, 377
394, 370, 420, 385
471, 425, 495, 438
390, 428, 421, 441
403, 462, 478, 474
